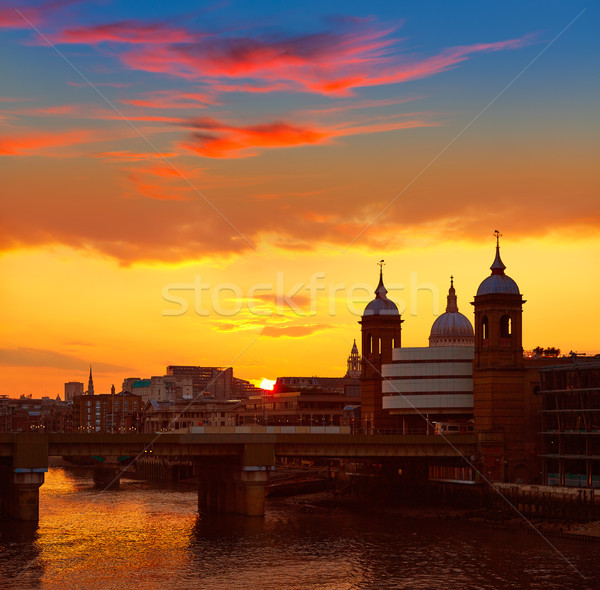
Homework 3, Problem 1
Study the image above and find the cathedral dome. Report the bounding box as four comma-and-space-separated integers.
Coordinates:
363, 265, 399, 316
476, 236, 520, 296
429, 277, 474, 347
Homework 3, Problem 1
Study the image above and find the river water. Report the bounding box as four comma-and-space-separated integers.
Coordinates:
1, 466, 599, 589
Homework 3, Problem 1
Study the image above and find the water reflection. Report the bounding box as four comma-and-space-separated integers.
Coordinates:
0, 520, 43, 589
0, 467, 599, 589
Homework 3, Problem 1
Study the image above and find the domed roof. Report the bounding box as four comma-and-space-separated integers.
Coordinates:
429, 277, 474, 347
363, 264, 399, 316
476, 274, 520, 296
476, 235, 520, 296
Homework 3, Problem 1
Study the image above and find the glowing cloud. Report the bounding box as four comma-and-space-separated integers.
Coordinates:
180, 114, 438, 158
52, 21, 193, 45
0, 129, 93, 155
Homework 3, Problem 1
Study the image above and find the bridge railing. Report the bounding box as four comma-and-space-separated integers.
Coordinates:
173, 426, 445, 436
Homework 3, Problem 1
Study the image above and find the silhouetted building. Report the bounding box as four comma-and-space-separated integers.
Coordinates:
232, 377, 262, 398
360, 262, 403, 433
166, 365, 233, 400
345, 340, 362, 378
471, 234, 566, 484
73, 391, 141, 432
540, 358, 600, 488
237, 385, 360, 427
142, 399, 242, 432
0, 396, 64, 432
383, 278, 475, 433
87, 366, 94, 395
64, 382, 84, 402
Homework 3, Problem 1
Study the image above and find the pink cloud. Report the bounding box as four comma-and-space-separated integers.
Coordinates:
181, 118, 329, 158
0, 129, 93, 155
119, 89, 217, 109
95, 150, 178, 162
52, 20, 193, 44
180, 113, 439, 158
126, 171, 193, 201
1, 0, 80, 30
115, 22, 532, 97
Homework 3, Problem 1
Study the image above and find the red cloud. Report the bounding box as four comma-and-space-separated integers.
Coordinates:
180, 114, 438, 158
126, 171, 193, 201
1, 0, 81, 30
95, 150, 178, 162
119, 89, 216, 109
52, 20, 193, 44
0, 129, 92, 155
119, 27, 395, 93
115, 21, 531, 97
181, 118, 329, 158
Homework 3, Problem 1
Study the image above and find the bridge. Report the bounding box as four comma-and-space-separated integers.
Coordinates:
0, 431, 476, 520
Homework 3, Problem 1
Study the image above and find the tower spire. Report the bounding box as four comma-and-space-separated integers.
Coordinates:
375, 259, 388, 299
446, 275, 458, 313
88, 365, 94, 396
490, 229, 506, 275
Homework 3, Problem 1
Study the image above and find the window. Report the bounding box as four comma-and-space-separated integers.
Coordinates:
482, 316, 489, 340
500, 314, 512, 338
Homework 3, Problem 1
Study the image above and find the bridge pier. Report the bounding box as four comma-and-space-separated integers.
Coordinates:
0, 466, 46, 521
0, 434, 48, 521
197, 467, 270, 516
93, 461, 122, 490
197, 443, 274, 516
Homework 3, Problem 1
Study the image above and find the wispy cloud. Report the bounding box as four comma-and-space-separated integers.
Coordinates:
118, 89, 217, 109
260, 324, 334, 338
0, 129, 93, 155
39, 15, 533, 97
180, 113, 438, 158
0, 347, 134, 373
50, 20, 194, 44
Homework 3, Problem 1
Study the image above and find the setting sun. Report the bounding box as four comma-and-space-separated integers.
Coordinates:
260, 379, 276, 391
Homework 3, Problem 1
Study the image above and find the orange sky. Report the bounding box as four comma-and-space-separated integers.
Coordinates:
1, 1, 598, 396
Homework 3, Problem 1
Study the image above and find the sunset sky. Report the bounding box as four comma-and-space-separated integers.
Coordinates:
1, 1, 598, 397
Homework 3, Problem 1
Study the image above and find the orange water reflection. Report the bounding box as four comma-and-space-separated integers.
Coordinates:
37, 467, 197, 589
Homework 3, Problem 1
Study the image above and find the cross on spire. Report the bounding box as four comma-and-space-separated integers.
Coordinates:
494, 229, 502, 247
375, 259, 388, 299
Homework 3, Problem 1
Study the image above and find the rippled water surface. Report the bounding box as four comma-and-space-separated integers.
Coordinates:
1, 466, 599, 589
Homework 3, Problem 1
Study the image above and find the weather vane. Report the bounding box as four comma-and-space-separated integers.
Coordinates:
494, 229, 502, 247
378, 259, 385, 274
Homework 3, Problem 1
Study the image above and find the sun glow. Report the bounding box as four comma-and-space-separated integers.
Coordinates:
260, 378, 276, 391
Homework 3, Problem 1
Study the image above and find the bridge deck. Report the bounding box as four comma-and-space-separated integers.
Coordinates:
0, 433, 477, 465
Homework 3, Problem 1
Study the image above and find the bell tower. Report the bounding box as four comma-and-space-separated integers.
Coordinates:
473, 231, 525, 370
359, 260, 403, 433
472, 232, 529, 482
345, 340, 362, 379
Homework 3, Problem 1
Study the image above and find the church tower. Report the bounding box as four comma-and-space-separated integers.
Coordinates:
472, 232, 529, 482
345, 340, 362, 379
359, 261, 403, 433
87, 366, 94, 396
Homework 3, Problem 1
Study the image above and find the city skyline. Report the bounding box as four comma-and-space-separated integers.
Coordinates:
1, 1, 598, 395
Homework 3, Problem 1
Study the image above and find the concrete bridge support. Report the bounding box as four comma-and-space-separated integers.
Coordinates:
197, 467, 270, 516
197, 443, 274, 516
0, 466, 46, 521
0, 434, 48, 521
92, 460, 122, 490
